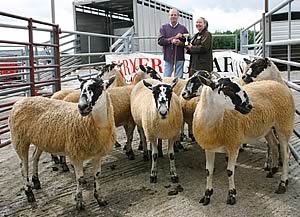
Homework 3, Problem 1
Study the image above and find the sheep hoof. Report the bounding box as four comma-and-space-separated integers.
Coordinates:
52, 166, 59, 171
272, 167, 279, 174
264, 165, 271, 171
275, 181, 288, 194
190, 135, 195, 142
62, 163, 70, 172
96, 197, 108, 207
51, 155, 60, 164
138, 142, 143, 151
25, 188, 36, 203
199, 196, 210, 205
226, 196, 236, 205
174, 141, 184, 150
126, 150, 135, 160
226, 189, 237, 205
171, 175, 179, 183
266, 172, 274, 178
32, 176, 41, 189
76, 201, 85, 210
150, 175, 157, 183
114, 142, 122, 148
75, 194, 85, 210
180, 134, 187, 142
199, 189, 213, 205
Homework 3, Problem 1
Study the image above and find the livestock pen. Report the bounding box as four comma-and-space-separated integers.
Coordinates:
1, 1, 300, 216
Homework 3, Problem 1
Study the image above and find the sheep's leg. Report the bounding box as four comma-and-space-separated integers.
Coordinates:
32, 147, 42, 189
51, 154, 60, 171
51, 154, 60, 164
200, 150, 215, 206
226, 150, 239, 205
149, 139, 158, 183
180, 122, 187, 142
157, 139, 163, 157
59, 156, 69, 172
275, 133, 289, 194
265, 131, 279, 177
137, 127, 144, 151
92, 156, 108, 207
188, 121, 195, 141
72, 160, 85, 210
138, 126, 148, 161
168, 138, 178, 183
124, 123, 135, 160
16, 144, 35, 202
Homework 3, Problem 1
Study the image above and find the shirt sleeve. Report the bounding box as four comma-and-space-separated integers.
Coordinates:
189, 32, 212, 54
158, 26, 171, 46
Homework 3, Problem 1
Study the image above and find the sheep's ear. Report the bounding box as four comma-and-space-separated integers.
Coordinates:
170, 77, 178, 90
108, 63, 115, 71
77, 75, 84, 83
265, 57, 271, 66
243, 58, 252, 65
143, 80, 153, 90
97, 69, 105, 78
114, 63, 123, 70
104, 76, 115, 89
94, 65, 102, 71
139, 65, 146, 72
198, 70, 211, 79
198, 75, 215, 89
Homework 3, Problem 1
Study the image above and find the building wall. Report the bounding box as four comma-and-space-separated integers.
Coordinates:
136, 0, 193, 53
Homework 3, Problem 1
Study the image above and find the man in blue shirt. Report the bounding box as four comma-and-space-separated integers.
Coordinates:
158, 8, 188, 78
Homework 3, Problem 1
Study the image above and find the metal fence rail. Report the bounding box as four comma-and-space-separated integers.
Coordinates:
0, 11, 61, 148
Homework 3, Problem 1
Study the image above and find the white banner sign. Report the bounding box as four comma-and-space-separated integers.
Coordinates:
106, 51, 250, 81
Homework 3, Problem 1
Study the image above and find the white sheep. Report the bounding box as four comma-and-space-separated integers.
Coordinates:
51, 65, 162, 163
163, 70, 214, 143
131, 78, 183, 182
9, 76, 116, 210
182, 73, 294, 205
242, 57, 285, 85
242, 57, 288, 174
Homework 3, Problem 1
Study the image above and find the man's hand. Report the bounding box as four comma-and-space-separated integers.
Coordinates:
175, 33, 183, 39
172, 38, 181, 46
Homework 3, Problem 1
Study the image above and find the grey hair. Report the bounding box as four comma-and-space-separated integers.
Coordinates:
169, 8, 179, 16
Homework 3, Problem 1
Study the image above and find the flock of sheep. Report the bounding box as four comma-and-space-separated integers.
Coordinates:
8, 58, 295, 210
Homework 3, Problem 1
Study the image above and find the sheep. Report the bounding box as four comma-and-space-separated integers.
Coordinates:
162, 70, 214, 144
181, 72, 294, 205
242, 57, 285, 85
50, 65, 162, 165
100, 63, 127, 87
130, 78, 183, 183
242, 57, 288, 174
9, 76, 116, 210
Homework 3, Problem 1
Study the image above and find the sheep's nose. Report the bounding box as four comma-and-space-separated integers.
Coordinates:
78, 103, 88, 111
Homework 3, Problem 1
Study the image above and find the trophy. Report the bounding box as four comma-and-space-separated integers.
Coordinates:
183, 33, 191, 46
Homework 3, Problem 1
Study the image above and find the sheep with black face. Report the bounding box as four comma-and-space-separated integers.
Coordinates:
9, 76, 116, 210
182, 72, 294, 205
131, 78, 183, 183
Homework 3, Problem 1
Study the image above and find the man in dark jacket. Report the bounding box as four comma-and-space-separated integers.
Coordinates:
186, 17, 213, 77
158, 8, 188, 78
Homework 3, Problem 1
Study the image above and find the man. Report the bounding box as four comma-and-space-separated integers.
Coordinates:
158, 8, 188, 78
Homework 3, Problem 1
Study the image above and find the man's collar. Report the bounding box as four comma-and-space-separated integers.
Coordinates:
169, 22, 179, 28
